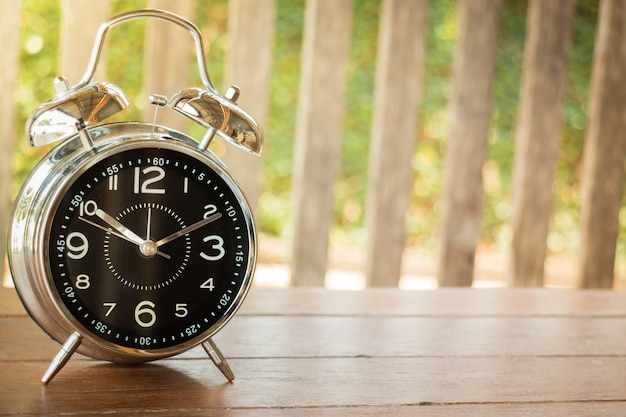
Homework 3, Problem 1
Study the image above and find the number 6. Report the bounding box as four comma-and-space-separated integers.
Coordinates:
135, 301, 156, 328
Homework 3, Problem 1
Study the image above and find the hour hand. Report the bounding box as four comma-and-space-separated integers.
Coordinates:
96, 209, 144, 245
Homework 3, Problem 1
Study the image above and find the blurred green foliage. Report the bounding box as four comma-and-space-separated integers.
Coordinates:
15, 0, 605, 260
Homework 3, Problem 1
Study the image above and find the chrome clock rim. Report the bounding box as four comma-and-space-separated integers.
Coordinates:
9, 122, 256, 363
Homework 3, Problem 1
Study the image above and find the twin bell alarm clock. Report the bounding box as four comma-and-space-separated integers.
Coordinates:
8, 9, 262, 384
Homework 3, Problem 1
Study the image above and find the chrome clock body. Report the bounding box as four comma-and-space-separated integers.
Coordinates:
10, 122, 255, 359
7, 9, 263, 384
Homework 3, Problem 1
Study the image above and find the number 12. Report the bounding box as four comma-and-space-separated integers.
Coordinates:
134, 167, 166, 194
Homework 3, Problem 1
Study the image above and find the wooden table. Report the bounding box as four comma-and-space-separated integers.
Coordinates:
1, 286, 626, 416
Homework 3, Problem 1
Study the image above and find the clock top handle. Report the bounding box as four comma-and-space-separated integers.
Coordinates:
76, 9, 217, 93
26, 8, 263, 155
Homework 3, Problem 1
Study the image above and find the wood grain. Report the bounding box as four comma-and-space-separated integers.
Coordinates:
141, 0, 196, 132
6, 286, 626, 317
364, 0, 426, 286
1, 357, 625, 415
290, 0, 354, 286
4, 314, 626, 361
578, 0, 626, 288
59, 0, 111, 82
2, 288, 626, 415
221, 0, 276, 216
510, 0, 574, 286
241, 288, 626, 316
438, 0, 503, 286
0, 0, 20, 284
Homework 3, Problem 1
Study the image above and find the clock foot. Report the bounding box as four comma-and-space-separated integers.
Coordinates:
42, 331, 82, 385
202, 338, 235, 382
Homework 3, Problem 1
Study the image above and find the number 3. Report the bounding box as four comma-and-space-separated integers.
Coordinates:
200, 235, 225, 261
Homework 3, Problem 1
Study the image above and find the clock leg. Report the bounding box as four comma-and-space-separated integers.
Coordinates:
41, 332, 82, 384
202, 338, 235, 382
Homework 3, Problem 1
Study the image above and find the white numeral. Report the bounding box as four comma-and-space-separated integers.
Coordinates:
66, 232, 89, 259
108, 174, 118, 191
134, 167, 165, 194
79, 200, 98, 216
203, 204, 218, 218
103, 302, 117, 317
200, 277, 215, 290
175, 303, 188, 318
75, 274, 90, 289
135, 300, 157, 328
200, 235, 225, 261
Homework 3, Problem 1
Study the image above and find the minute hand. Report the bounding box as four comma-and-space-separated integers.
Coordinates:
155, 213, 223, 247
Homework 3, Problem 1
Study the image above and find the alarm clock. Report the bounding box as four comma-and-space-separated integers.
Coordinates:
8, 9, 262, 384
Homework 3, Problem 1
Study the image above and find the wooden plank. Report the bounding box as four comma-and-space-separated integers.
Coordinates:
437, 0, 503, 286
364, 0, 427, 286
1, 402, 624, 417
240, 288, 626, 316
34, 401, 626, 417
221, 0, 276, 216
3, 289, 626, 415
219, 315, 626, 358
510, 0, 574, 286
6, 287, 626, 317
141, 0, 196, 132
290, 0, 354, 286
59, 0, 110, 82
38, 402, 622, 417
1, 357, 626, 415
0, 0, 20, 286
578, 0, 626, 288
5, 314, 626, 361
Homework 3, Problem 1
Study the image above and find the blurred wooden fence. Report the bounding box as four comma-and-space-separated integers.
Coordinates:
1, 0, 625, 288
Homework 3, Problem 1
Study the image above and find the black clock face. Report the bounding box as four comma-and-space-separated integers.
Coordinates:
47, 145, 254, 350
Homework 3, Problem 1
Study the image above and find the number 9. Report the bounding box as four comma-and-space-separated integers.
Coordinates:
66, 232, 89, 259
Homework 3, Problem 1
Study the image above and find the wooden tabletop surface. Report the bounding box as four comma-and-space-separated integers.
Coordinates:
1, 286, 626, 416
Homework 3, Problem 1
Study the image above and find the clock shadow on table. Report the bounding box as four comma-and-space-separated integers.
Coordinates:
39, 361, 231, 411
